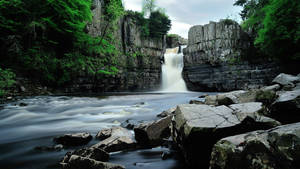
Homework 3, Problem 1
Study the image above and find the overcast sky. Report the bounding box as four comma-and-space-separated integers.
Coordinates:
123, 0, 242, 38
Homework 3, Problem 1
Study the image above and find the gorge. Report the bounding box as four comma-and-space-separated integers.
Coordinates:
0, 0, 300, 169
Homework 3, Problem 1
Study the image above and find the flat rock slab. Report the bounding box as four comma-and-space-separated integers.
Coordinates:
157, 107, 176, 118
61, 155, 125, 169
96, 127, 132, 140
54, 133, 92, 146
172, 104, 280, 168
92, 135, 136, 152
210, 122, 300, 169
62, 147, 109, 163
272, 73, 300, 88
271, 89, 300, 123
134, 116, 172, 147
205, 90, 257, 106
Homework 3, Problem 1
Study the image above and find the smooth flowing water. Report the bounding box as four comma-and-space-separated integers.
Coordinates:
161, 47, 188, 92
0, 92, 204, 169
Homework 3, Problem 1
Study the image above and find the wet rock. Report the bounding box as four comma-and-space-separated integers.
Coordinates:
54, 133, 92, 146
161, 149, 174, 160
61, 155, 125, 169
121, 119, 141, 129
189, 100, 205, 105
171, 104, 280, 168
205, 90, 257, 106
199, 94, 208, 98
134, 116, 172, 147
93, 127, 135, 152
19, 102, 28, 107
294, 83, 300, 90
272, 73, 300, 89
157, 107, 176, 118
35, 144, 63, 152
270, 89, 300, 123
96, 127, 132, 140
92, 135, 136, 153
62, 147, 109, 163
261, 84, 281, 92
210, 122, 300, 169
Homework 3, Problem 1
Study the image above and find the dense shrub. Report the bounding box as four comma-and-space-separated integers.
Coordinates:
0, 68, 15, 96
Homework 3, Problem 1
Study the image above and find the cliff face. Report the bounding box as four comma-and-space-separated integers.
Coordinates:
183, 20, 279, 91
66, 0, 165, 92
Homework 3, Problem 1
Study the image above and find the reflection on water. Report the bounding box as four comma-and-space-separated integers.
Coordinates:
0, 93, 203, 169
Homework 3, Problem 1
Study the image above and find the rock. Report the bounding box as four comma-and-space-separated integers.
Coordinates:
261, 84, 281, 92
93, 126, 135, 152
171, 104, 280, 168
294, 83, 300, 90
61, 155, 125, 169
96, 127, 132, 140
157, 107, 176, 118
272, 73, 300, 89
121, 119, 141, 129
134, 116, 172, 147
35, 144, 63, 152
205, 90, 257, 106
20, 86, 26, 92
182, 20, 279, 92
53, 133, 92, 146
19, 102, 28, 107
92, 136, 136, 153
62, 147, 109, 163
189, 100, 205, 104
199, 94, 208, 98
210, 122, 300, 169
270, 89, 300, 123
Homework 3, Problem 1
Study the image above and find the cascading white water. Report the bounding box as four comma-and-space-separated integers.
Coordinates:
161, 46, 188, 92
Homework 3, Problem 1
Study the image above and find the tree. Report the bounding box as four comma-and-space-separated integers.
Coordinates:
142, 0, 156, 17
255, 0, 300, 61
149, 11, 171, 38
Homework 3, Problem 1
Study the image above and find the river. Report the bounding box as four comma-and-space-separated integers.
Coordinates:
0, 92, 207, 169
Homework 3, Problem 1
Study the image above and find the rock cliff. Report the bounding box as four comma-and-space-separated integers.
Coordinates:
183, 20, 279, 91
65, 0, 165, 92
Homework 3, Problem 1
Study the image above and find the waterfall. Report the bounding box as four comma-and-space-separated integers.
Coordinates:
161, 46, 188, 92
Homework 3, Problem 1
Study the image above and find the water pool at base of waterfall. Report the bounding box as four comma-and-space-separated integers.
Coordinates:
0, 92, 205, 169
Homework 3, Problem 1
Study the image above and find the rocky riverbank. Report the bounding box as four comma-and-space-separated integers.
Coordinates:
46, 72, 299, 169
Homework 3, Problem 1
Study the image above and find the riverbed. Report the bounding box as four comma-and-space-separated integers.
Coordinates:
0, 92, 206, 169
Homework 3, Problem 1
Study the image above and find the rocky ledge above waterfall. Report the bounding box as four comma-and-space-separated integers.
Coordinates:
183, 20, 279, 92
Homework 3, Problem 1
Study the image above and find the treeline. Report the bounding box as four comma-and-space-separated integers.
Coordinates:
0, 0, 171, 96
235, 0, 300, 62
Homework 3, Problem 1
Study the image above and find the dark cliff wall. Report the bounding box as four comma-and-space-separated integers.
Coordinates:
183, 20, 279, 91
65, 0, 165, 92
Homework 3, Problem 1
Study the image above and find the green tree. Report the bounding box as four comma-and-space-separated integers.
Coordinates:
149, 11, 171, 39
255, 0, 300, 61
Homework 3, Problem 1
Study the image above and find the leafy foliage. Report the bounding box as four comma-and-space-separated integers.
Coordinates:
149, 11, 171, 39
0, 68, 15, 96
0, 0, 125, 86
142, 0, 156, 17
126, 10, 171, 39
235, 0, 300, 62
255, 0, 300, 61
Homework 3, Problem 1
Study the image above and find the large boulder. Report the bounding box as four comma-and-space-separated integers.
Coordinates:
272, 73, 300, 89
62, 147, 109, 164
270, 89, 300, 123
134, 116, 172, 147
210, 122, 300, 169
61, 155, 125, 169
92, 127, 135, 152
171, 104, 280, 168
54, 133, 92, 146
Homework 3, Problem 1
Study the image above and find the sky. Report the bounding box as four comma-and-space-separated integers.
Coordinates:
123, 0, 242, 38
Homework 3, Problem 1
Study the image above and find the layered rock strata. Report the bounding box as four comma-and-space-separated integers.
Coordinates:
183, 20, 279, 91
